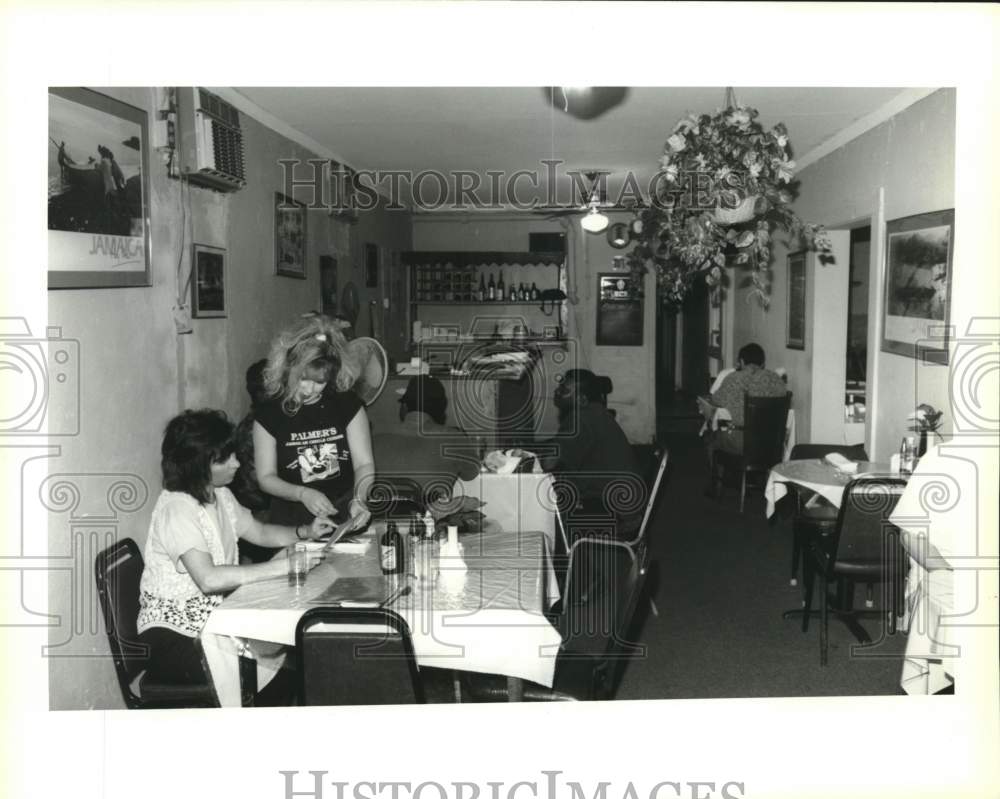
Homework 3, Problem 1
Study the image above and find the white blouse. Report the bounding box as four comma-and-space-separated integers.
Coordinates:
137, 487, 253, 638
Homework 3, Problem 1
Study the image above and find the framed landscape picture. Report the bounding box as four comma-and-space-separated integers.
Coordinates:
191, 244, 226, 318
275, 192, 307, 278
786, 250, 806, 350
48, 87, 152, 289
881, 209, 953, 364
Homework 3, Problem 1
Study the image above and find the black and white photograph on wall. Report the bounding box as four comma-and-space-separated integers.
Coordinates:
191, 244, 226, 318
47, 87, 151, 288
364, 242, 378, 288
274, 192, 306, 278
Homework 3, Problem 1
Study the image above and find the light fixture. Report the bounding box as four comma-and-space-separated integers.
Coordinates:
580, 206, 609, 234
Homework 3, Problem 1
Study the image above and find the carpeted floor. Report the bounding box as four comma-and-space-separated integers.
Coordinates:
615, 432, 908, 700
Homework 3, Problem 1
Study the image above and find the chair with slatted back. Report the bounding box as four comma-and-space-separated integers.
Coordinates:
94, 538, 219, 709
711, 392, 791, 512
801, 477, 908, 665
295, 606, 424, 705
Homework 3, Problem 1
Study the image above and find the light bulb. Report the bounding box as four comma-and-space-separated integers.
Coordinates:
580, 208, 609, 234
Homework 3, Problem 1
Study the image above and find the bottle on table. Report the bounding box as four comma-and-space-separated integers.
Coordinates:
380, 521, 403, 575
899, 436, 917, 475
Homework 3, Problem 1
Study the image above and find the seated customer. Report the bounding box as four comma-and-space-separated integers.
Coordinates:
370, 376, 479, 510
704, 342, 787, 457
137, 409, 332, 685
534, 369, 643, 540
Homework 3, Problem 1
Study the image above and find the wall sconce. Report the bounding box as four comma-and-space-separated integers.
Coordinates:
606, 222, 630, 248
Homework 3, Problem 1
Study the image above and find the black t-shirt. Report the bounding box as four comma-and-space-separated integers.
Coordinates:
254, 390, 363, 510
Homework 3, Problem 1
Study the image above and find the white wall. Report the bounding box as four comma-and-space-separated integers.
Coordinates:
731, 89, 956, 459
46, 87, 410, 710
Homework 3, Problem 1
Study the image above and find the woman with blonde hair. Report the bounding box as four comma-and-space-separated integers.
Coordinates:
253, 315, 374, 530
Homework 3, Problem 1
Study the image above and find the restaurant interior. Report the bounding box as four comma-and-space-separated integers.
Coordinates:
39, 84, 998, 714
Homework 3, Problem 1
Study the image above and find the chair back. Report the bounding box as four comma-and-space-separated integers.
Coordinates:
94, 538, 148, 708
790, 443, 869, 462
742, 393, 791, 469
556, 537, 647, 699
295, 607, 424, 706
633, 449, 669, 551
830, 478, 907, 568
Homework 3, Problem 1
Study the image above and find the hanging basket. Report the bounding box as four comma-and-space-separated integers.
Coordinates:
712, 195, 760, 225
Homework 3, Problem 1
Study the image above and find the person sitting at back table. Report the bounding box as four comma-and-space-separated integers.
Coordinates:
532, 369, 643, 540
704, 342, 787, 458
370, 375, 479, 511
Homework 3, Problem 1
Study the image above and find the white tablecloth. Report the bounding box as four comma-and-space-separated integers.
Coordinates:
452, 472, 557, 551
763, 459, 887, 518
201, 527, 561, 707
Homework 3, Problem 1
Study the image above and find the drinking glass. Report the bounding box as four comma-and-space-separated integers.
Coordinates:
287, 542, 309, 587
900, 437, 917, 476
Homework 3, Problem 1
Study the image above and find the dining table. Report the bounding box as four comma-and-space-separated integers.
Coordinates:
764, 458, 896, 519
200, 523, 562, 707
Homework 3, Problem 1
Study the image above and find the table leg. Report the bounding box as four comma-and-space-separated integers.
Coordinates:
507, 676, 524, 702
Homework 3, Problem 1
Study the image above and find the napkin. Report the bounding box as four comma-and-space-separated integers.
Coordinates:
483, 449, 537, 474
824, 452, 858, 474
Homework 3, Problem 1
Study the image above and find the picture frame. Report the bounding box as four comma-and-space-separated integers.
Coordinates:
319, 254, 339, 316
191, 244, 226, 318
881, 209, 953, 365
275, 192, 307, 278
786, 250, 807, 350
596, 273, 643, 346
364, 243, 379, 288
48, 87, 152, 289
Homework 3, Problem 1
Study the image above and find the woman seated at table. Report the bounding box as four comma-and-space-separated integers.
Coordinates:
137, 409, 333, 684
253, 314, 375, 530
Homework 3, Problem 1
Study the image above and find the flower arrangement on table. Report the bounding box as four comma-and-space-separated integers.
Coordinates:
626, 103, 832, 307
907, 402, 944, 455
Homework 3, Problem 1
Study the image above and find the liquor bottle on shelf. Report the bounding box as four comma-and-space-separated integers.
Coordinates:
478, 273, 486, 302
488, 272, 496, 301
497, 272, 505, 302
530, 282, 539, 301
518, 283, 526, 301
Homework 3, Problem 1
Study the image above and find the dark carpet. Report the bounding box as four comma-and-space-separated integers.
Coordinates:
615, 433, 907, 700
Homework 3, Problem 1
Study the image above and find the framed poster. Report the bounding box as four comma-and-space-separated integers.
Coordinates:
48, 87, 152, 289
881, 209, 953, 364
275, 192, 307, 278
786, 250, 807, 350
596, 273, 643, 346
319, 255, 338, 316
191, 244, 226, 318
364, 243, 378, 288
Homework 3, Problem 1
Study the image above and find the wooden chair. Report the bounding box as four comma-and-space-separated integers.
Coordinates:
800, 477, 908, 665
295, 607, 424, 705
94, 539, 219, 709
711, 393, 791, 512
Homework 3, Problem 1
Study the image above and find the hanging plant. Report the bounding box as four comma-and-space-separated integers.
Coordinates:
627, 104, 832, 307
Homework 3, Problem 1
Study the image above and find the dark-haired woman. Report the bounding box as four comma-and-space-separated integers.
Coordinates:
253, 315, 374, 531
136, 409, 333, 684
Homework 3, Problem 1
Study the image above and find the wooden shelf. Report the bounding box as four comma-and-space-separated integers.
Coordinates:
411, 301, 555, 306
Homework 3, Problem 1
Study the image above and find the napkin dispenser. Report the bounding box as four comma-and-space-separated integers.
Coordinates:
824, 452, 858, 474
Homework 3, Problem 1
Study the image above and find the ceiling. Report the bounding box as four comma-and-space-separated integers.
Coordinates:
233, 86, 910, 209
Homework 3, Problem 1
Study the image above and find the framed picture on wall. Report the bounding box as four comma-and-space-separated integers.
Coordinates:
275, 192, 307, 278
364, 243, 378, 288
319, 255, 338, 316
191, 244, 226, 318
881, 209, 953, 364
596, 273, 643, 346
48, 87, 152, 289
786, 250, 807, 350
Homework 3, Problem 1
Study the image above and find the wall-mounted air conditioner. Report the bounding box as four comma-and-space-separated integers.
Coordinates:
176, 88, 246, 192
